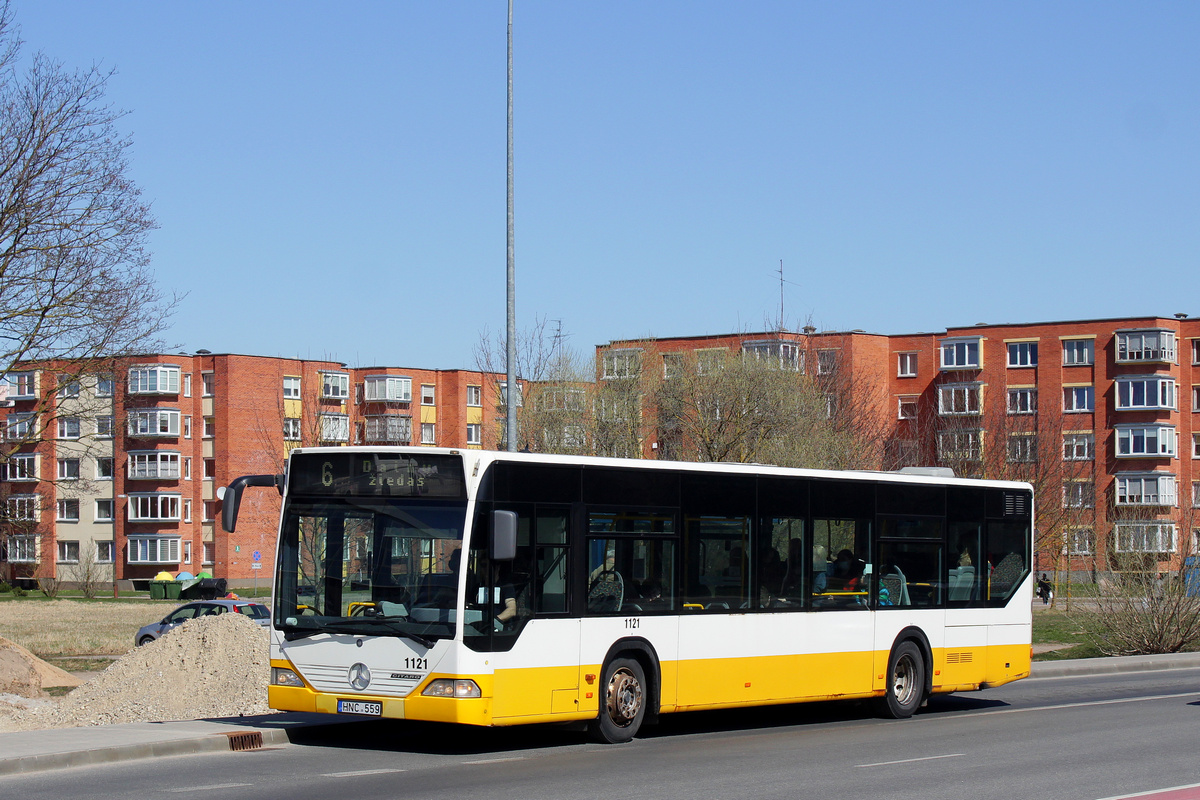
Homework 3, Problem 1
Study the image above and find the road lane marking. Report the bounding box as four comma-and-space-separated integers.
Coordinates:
167, 784, 253, 792
322, 769, 407, 777
856, 753, 965, 768
463, 756, 527, 765
985, 691, 1197, 716
1095, 781, 1200, 800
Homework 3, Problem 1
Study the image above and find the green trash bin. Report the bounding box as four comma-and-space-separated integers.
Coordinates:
163, 581, 182, 600
149, 580, 166, 600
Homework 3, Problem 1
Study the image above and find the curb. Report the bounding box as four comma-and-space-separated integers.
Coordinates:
1030, 651, 1200, 678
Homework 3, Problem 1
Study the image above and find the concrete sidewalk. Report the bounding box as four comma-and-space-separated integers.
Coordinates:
3, 652, 1200, 777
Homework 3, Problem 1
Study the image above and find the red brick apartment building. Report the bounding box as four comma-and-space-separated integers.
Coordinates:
0, 353, 508, 589
597, 315, 1200, 578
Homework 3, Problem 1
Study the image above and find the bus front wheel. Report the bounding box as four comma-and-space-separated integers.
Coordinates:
879, 640, 925, 719
589, 657, 646, 744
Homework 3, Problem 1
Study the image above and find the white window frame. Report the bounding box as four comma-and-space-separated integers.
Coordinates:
6, 371, 36, 400
57, 458, 80, 481
897, 396, 918, 420
466, 385, 482, 407
939, 338, 981, 370
201, 372, 214, 397
1006, 387, 1036, 415
57, 377, 80, 398
1063, 386, 1094, 412
95, 415, 114, 439
1062, 433, 1095, 461
938, 383, 981, 416
283, 417, 302, 441
128, 451, 182, 480
1114, 523, 1176, 554
7, 494, 39, 522
6, 453, 37, 481
363, 376, 412, 402
127, 493, 182, 522
56, 498, 80, 522
320, 371, 350, 400
95, 499, 115, 523
466, 422, 482, 445
816, 350, 839, 375
95, 376, 114, 398
127, 409, 181, 438
1062, 481, 1095, 509
96, 541, 115, 563
1007, 433, 1037, 463
1194, 432, 1200, 459
602, 349, 642, 379
1115, 424, 1177, 458
897, 352, 918, 378
1115, 329, 1176, 363
128, 365, 181, 395
57, 416, 81, 440
203, 417, 215, 439
1116, 376, 1177, 411
6, 413, 36, 441
283, 376, 302, 399
1006, 341, 1038, 368
937, 429, 982, 461
1067, 527, 1095, 556
127, 536, 181, 564
1115, 473, 1177, 507
421, 422, 436, 445
6, 534, 36, 563
56, 540, 80, 563
420, 384, 436, 406
743, 341, 802, 371
182, 373, 192, 397
319, 413, 349, 443
364, 415, 412, 444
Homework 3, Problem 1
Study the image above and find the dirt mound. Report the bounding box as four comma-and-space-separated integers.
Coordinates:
0, 611, 272, 731
0, 636, 82, 696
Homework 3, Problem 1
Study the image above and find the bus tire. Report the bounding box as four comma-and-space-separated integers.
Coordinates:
589, 657, 647, 744
879, 640, 925, 719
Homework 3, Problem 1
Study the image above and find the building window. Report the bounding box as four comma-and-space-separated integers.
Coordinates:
1007, 387, 1036, 415
940, 338, 981, 370
283, 376, 301, 399
95, 376, 114, 397
363, 376, 412, 402
500, 382, 522, 408
1115, 474, 1176, 507
56, 499, 80, 522
183, 457, 191, 480
127, 536, 181, 564
897, 352, 918, 378
1007, 434, 1037, 463
201, 373, 214, 397
1114, 523, 1176, 554
421, 422, 436, 445
319, 413, 349, 442
203, 417, 215, 438
6, 454, 36, 481
127, 493, 182, 521
1116, 330, 1176, 363
938, 383, 981, 415
1193, 481, 1200, 508
1193, 385, 1200, 412
1067, 528, 1095, 556
1062, 481, 1095, 509
57, 377, 80, 398
466, 385, 482, 406
182, 499, 192, 522
283, 417, 301, 441
96, 415, 114, 439
1116, 377, 1176, 411
57, 417, 81, 440
1193, 339, 1200, 365
937, 430, 982, 461
7, 494, 38, 521
897, 397, 918, 420
1194, 432, 1200, 459
421, 385, 436, 405
602, 349, 642, 379
95, 500, 115, 522
203, 458, 215, 480
183, 373, 192, 397
128, 365, 181, 395
743, 341, 802, 371
183, 540, 192, 565
6, 372, 36, 400
816, 350, 839, 376
57, 458, 80, 480
128, 409, 181, 438
537, 388, 587, 412
203, 501, 216, 522
203, 543, 214, 565
1115, 425, 1176, 458
128, 451, 181, 480
96, 541, 115, 562
1063, 386, 1094, 412
364, 415, 412, 444
1006, 342, 1038, 368
5, 534, 36, 562
57, 540, 79, 563
466, 423, 482, 445
320, 371, 350, 400
183, 415, 192, 439
6, 413, 35, 441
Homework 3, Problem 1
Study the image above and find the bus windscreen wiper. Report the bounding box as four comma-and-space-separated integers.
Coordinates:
319, 618, 438, 649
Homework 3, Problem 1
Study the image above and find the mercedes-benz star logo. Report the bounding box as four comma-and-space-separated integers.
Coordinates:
348, 662, 371, 691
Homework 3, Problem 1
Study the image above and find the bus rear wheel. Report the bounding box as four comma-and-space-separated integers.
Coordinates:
879, 640, 925, 719
589, 657, 646, 744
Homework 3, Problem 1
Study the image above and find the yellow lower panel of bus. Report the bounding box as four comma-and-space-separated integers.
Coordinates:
672, 649, 878, 711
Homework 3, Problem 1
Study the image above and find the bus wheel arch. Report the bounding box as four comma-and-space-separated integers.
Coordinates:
879, 627, 931, 719
590, 638, 661, 743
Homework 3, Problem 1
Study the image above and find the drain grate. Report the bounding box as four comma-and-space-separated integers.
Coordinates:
224, 731, 264, 751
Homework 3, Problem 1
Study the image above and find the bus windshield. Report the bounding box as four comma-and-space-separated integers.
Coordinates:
275, 497, 469, 644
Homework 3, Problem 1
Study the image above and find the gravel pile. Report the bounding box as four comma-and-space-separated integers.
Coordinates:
0, 612, 273, 731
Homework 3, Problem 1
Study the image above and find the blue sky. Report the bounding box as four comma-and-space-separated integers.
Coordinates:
13, 2, 1200, 369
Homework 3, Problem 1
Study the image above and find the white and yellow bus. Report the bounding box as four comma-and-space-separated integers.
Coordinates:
223, 448, 1033, 743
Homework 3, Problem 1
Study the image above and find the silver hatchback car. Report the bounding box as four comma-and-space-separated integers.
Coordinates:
134, 599, 270, 646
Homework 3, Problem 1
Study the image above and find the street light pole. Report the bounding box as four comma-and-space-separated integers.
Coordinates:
505, 0, 517, 452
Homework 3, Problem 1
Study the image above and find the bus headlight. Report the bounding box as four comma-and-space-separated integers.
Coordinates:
422, 679, 481, 698
272, 668, 305, 688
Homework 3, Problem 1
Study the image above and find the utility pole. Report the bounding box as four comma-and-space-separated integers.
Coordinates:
505, 0, 518, 452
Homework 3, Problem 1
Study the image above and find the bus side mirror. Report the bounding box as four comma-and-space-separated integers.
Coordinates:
491, 510, 517, 561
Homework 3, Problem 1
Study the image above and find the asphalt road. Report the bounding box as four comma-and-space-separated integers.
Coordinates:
3, 667, 1199, 800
